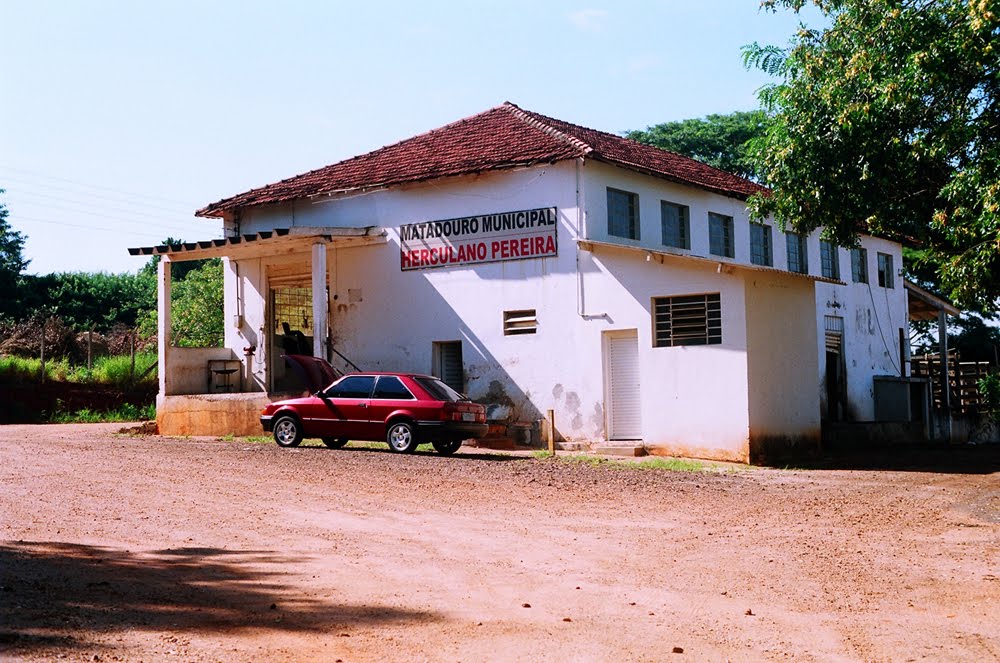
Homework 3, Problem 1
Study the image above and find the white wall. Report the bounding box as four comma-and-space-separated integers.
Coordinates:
814, 235, 907, 421
745, 273, 822, 457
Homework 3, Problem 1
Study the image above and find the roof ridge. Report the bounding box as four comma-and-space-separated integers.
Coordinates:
515, 105, 762, 186
502, 102, 592, 157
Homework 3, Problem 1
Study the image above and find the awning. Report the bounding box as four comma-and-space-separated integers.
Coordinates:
905, 280, 961, 321
128, 226, 387, 262
577, 239, 845, 285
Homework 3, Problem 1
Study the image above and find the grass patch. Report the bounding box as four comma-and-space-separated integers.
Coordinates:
538, 452, 738, 474
50, 402, 156, 423
0, 352, 157, 387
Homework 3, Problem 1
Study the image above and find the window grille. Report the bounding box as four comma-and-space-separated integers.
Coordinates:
661, 201, 689, 249
708, 212, 734, 258
786, 232, 808, 274
272, 287, 312, 335
607, 188, 639, 240
851, 248, 869, 283
750, 223, 772, 266
503, 309, 537, 335
877, 252, 895, 288
653, 294, 722, 347
820, 240, 840, 279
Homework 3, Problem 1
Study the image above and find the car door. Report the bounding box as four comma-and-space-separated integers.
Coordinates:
313, 375, 375, 440
366, 375, 418, 438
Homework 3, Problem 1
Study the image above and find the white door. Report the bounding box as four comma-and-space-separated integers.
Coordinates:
604, 330, 642, 440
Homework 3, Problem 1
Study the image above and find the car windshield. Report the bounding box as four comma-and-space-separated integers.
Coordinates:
413, 376, 468, 402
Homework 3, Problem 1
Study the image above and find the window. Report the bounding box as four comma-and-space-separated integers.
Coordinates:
432, 341, 464, 393
503, 309, 537, 335
877, 252, 895, 288
652, 294, 722, 347
786, 232, 808, 274
607, 188, 639, 240
660, 201, 690, 249
326, 375, 375, 399
820, 240, 840, 279
413, 376, 467, 402
708, 212, 734, 258
750, 223, 772, 266
372, 376, 415, 400
851, 247, 869, 283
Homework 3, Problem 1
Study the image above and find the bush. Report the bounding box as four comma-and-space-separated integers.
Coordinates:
977, 373, 1000, 412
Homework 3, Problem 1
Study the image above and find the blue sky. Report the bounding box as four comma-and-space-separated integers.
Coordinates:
1, 1, 820, 275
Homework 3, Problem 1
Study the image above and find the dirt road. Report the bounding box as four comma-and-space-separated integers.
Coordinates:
1, 424, 998, 661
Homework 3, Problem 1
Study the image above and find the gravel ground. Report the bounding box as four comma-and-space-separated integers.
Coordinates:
1, 423, 998, 662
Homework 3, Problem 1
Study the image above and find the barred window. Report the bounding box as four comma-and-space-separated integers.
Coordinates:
653, 294, 722, 347
750, 223, 772, 266
607, 188, 639, 240
661, 201, 689, 249
708, 212, 734, 258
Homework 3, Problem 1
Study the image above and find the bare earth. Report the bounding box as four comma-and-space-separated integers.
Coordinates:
1, 424, 998, 662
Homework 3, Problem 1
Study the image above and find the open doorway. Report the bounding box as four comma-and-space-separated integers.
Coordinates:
270, 286, 314, 392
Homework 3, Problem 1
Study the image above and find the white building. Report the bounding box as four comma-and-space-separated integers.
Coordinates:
133, 102, 920, 463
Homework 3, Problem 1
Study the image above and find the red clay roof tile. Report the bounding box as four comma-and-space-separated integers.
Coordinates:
196, 102, 767, 218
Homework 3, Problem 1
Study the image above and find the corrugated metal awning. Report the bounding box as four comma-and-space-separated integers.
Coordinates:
128, 226, 387, 262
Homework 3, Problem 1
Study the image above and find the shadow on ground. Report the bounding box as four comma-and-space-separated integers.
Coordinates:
0, 541, 440, 656
784, 443, 1000, 474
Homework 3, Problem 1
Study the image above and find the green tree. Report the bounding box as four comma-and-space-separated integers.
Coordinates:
745, 0, 1000, 309
0, 189, 30, 317
625, 111, 769, 180
166, 259, 224, 348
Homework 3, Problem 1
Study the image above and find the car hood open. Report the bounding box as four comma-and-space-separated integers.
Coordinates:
282, 354, 344, 393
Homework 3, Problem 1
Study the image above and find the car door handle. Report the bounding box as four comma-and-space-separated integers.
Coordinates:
358, 403, 367, 408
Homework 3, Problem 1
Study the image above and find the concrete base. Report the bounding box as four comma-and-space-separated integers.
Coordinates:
157, 393, 272, 437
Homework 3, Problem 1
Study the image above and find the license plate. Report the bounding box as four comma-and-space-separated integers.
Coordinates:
462, 412, 476, 422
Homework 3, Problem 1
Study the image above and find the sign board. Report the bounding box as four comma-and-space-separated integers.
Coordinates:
399, 207, 558, 271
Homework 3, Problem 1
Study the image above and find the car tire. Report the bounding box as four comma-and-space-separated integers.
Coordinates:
273, 415, 303, 448
322, 437, 348, 449
432, 440, 462, 456
386, 421, 418, 453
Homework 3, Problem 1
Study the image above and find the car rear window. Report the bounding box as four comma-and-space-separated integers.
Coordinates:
413, 376, 467, 402
372, 376, 415, 400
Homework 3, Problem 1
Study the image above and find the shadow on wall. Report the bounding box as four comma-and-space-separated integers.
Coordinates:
0, 541, 440, 656
329, 241, 611, 442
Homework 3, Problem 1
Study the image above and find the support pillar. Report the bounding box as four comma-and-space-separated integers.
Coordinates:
311, 243, 328, 359
158, 258, 172, 395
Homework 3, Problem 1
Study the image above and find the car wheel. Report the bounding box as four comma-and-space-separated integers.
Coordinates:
273, 415, 303, 448
322, 437, 348, 449
386, 421, 418, 453
432, 440, 462, 456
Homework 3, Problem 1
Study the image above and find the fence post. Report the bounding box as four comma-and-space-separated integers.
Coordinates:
87, 329, 93, 371
40, 318, 46, 384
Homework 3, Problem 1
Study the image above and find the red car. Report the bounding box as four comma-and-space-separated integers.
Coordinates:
260, 356, 488, 455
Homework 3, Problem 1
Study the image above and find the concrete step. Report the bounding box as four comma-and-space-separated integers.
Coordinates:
555, 441, 588, 451
593, 444, 648, 457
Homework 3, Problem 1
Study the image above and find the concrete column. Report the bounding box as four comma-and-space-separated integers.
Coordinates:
938, 309, 952, 441
158, 258, 172, 395
311, 243, 328, 358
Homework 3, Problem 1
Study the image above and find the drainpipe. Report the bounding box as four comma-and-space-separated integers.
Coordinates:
575, 157, 608, 321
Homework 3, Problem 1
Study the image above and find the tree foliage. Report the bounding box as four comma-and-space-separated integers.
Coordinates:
626, 111, 769, 180
746, 0, 1000, 309
168, 258, 224, 347
0, 189, 30, 318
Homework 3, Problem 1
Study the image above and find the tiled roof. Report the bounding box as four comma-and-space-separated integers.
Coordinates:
196, 102, 767, 218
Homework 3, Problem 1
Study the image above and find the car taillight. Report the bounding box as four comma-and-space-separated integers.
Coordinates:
442, 403, 486, 422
